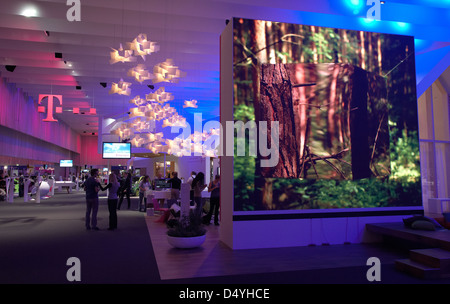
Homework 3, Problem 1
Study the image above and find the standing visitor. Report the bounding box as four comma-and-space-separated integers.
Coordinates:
103, 173, 120, 230
205, 174, 220, 226
187, 171, 196, 205
192, 172, 207, 219
84, 168, 102, 230
168, 172, 181, 200
118, 172, 132, 210
138, 175, 151, 212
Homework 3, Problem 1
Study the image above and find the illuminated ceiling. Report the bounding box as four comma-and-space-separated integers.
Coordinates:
0, 0, 449, 135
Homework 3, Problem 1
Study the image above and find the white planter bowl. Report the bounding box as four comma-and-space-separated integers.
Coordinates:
167, 234, 206, 248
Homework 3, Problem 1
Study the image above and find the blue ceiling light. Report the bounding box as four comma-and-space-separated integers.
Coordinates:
360, 17, 378, 26
392, 21, 410, 32
414, 39, 427, 50
344, 0, 365, 15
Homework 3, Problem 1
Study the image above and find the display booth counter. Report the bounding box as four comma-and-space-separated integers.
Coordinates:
145, 184, 210, 219
146, 189, 211, 207
53, 181, 76, 193
151, 190, 171, 200
146, 189, 171, 211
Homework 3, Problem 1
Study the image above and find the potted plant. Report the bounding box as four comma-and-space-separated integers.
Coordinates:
167, 211, 207, 248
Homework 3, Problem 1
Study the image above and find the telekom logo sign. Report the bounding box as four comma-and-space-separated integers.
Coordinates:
38, 94, 63, 122
37, 94, 96, 122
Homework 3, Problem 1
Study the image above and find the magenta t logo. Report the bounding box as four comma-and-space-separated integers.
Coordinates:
38, 94, 63, 122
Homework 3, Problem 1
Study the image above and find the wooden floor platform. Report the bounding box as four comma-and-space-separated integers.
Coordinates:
366, 222, 450, 251
146, 216, 409, 281
366, 222, 450, 279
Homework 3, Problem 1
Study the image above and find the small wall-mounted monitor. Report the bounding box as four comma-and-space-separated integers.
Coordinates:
60, 160, 73, 167
154, 178, 171, 189
102, 142, 131, 159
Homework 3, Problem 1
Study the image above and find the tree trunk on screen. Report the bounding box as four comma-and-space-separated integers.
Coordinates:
257, 63, 302, 178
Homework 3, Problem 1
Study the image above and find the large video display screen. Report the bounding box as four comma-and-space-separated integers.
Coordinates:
102, 142, 131, 159
233, 18, 421, 211
59, 160, 73, 167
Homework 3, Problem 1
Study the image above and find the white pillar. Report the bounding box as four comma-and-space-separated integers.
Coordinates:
6, 177, 14, 203
36, 176, 42, 204
48, 178, 55, 196
180, 183, 191, 219
24, 178, 32, 202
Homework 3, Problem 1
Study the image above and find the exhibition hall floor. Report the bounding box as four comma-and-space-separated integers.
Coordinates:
1, 191, 449, 284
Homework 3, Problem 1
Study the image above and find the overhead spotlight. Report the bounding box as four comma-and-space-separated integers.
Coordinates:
92, 132, 96, 136
83, 131, 86, 133
5, 65, 16, 72
44, 30, 50, 36
225, 19, 230, 25
76, 85, 82, 90
55, 52, 62, 59
100, 82, 107, 88
21, 7, 38, 18
147, 84, 154, 90
380, 1, 385, 4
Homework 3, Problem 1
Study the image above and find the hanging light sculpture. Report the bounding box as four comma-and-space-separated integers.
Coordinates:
109, 43, 136, 64
127, 64, 154, 83
152, 59, 186, 84
145, 87, 174, 104
126, 33, 160, 61
109, 79, 132, 96
183, 99, 198, 108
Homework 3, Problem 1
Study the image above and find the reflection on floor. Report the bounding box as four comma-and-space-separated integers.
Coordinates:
145, 214, 407, 281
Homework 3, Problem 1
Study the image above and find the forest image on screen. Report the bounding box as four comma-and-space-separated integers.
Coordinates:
233, 18, 421, 211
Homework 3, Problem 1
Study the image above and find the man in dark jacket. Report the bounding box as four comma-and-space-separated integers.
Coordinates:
118, 172, 132, 210
168, 171, 181, 200
85, 169, 102, 230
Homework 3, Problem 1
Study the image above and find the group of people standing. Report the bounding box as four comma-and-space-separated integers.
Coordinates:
84, 169, 149, 231
84, 168, 122, 231
83, 168, 221, 231
84, 169, 134, 231
188, 171, 221, 226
